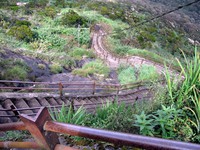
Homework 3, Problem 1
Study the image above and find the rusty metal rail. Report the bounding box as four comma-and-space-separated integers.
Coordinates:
0, 107, 200, 150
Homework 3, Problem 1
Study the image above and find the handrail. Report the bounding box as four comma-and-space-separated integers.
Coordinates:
0, 107, 200, 150
44, 121, 200, 150
0, 79, 160, 96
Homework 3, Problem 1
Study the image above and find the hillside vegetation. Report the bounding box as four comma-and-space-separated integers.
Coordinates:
0, 0, 199, 146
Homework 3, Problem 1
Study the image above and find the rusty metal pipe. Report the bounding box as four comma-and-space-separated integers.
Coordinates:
44, 121, 200, 150
0, 142, 41, 149
0, 122, 26, 131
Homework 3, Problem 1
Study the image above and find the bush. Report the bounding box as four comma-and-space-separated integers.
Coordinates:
50, 63, 63, 74
61, 10, 88, 27
73, 60, 109, 78
134, 105, 183, 139
15, 20, 31, 27
69, 47, 95, 60
39, 6, 57, 18
7, 25, 34, 42
118, 66, 136, 84
3, 66, 28, 80
38, 63, 46, 70
138, 65, 159, 81
90, 101, 134, 132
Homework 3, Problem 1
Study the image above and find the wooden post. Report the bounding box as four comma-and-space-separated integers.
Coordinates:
20, 108, 59, 150
92, 81, 96, 95
59, 82, 63, 97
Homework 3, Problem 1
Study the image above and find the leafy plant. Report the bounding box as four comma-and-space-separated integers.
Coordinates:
153, 105, 182, 139
50, 103, 88, 126
134, 111, 154, 136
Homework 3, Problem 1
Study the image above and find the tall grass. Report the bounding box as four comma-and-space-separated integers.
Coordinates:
165, 47, 200, 133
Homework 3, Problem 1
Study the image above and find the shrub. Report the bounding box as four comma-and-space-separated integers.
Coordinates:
38, 63, 46, 70
90, 101, 134, 132
118, 66, 136, 84
73, 60, 109, 78
138, 65, 159, 81
7, 25, 34, 42
50, 63, 63, 74
15, 20, 31, 27
39, 6, 57, 18
134, 105, 183, 139
61, 10, 88, 27
3, 66, 28, 80
69, 47, 95, 60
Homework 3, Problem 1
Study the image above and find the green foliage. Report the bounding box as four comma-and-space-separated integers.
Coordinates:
165, 48, 200, 136
134, 111, 154, 136
3, 66, 28, 80
138, 65, 159, 81
90, 101, 134, 132
39, 6, 57, 18
118, 66, 136, 84
7, 25, 34, 42
69, 47, 95, 60
61, 10, 88, 27
0, 131, 30, 141
153, 105, 182, 138
15, 20, 31, 27
73, 60, 109, 78
50, 63, 63, 74
134, 105, 183, 139
37, 63, 46, 70
0, 58, 29, 80
50, 103, 88, 126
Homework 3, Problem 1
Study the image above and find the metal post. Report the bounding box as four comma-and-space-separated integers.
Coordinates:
20, 108, 59, 150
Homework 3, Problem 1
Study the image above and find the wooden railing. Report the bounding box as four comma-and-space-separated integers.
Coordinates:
0, 107, 200, 150
0, 79, 162, 96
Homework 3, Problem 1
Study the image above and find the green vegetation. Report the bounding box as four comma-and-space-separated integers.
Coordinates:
50, 63, 63, 74
50, 103, 88, 126
61, 9, 88, 27
0, 58, 30, 80
118, 66, 136, 84
7, 25, 34, 42
0, 0, 199, 145
73, 60, 109, 78
138, 65, 158, 81
0, 131, 30, 141
69, 47, 95, 60
117, 64, 159, 84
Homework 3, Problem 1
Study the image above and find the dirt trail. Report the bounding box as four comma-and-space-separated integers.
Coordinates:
92, 26, 173, 75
